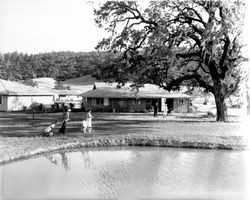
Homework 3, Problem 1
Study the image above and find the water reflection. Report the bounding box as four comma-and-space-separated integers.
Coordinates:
45, 152, 70, 170
1, 147, 249, 200
81, 151, 95, 170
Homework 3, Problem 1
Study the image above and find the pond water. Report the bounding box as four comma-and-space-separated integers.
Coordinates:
1, 147, 250, 200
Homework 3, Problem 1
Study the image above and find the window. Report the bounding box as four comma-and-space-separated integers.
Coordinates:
0, 95, 2, 104
132, 99, 141, 105
179, 99, 184, 104
96, 98, 104, 105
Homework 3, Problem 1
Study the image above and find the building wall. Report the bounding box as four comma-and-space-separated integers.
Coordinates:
162, 98, 190, 113
7, 95, 54, 111
109, 98, 145, 112
0, 95, 8, 111
85, 97, 190, 113
86, 98, 160, 112
86, 98, 146, 112
173, 98, 190, 113
57, 95, 81, 102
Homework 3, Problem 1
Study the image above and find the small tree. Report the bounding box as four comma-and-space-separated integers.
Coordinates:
29, 102, 40, 120
94, 0, 247, 122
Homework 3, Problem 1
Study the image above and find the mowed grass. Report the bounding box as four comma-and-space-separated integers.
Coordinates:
0, 111, 248, 164
0, 111, 247, 138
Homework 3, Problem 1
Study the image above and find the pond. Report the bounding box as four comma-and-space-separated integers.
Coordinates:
1, 147, 249, 200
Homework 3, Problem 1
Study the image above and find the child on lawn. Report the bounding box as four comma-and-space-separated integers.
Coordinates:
81, 119, 87, 133
43, 120, 57, 137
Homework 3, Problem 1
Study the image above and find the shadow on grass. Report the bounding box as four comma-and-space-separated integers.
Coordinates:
0, 112, 242, 138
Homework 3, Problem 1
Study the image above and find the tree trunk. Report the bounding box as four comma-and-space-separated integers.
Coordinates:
214, 93, 228, 122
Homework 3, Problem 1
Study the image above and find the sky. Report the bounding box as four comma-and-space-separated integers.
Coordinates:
0, 0, 250, 55
0, 0, 107, 54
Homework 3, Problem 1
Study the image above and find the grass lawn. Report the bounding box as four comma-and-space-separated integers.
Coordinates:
0, 110, 248, 138
0, 110, 249, 164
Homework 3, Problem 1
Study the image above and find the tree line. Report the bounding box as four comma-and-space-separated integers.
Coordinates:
0, 51, 112, 83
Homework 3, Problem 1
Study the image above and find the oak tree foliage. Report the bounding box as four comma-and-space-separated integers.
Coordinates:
94, 0, 246, 121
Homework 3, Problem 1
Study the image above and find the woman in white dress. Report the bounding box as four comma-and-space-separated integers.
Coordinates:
86, 109, 94, 133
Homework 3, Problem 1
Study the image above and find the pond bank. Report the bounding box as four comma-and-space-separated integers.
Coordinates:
0, 133, 248, 165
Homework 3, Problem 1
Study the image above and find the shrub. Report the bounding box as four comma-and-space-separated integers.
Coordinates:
22, 106, 27, 111
29, 102, 41, 111
206, 111, 215, 118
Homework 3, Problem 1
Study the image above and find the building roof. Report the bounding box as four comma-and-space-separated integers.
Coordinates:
79, 83, 191, 99
51, 89, 82, 95
0, 79, 55, 96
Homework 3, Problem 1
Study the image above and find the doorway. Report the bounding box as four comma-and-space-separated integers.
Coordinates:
166, 99, 174, 112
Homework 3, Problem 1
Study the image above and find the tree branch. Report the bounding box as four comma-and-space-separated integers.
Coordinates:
219, 34, 230, 78
163, 74, 214, 93
199, 63, 210, 74
183, 6, 205, 26
176, 51, 200, 58
187, 32, 201, 46
116, 2, 158, 27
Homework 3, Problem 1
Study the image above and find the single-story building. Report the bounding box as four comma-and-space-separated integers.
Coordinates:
52, 89, 82, 102
51, 89, 83, 110
0, 79, 55, 111
79, 83, 191, 113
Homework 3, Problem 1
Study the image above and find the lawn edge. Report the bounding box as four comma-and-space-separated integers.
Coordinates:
0, 134, 247, 166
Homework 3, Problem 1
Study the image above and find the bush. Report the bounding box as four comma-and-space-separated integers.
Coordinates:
189, 107, 195, 113
206, 111, 215, 118
95, 107, 105, 112
22, 106, 27, 111
28, 102, 41, 111
199, 111, 215, 118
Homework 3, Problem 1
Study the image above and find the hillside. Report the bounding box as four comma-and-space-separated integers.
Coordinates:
62, 75, 101, 91
62, 75, 100, 86
32, 75, 100, 92
0, 51, 110, 82
32, 77, 57, 89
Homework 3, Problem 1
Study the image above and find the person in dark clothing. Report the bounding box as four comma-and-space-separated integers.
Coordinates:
153, 103, 158, 117
58, 108, 71, 134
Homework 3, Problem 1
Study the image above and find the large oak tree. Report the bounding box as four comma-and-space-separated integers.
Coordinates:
94, 0, 246, 122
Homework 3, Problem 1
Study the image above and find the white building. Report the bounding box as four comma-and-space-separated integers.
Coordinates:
0, 79, 55, 111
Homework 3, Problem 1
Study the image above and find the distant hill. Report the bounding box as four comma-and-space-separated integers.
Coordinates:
32, 75, 101, 92
61, 75, 101, 92
0, 51, 110, 82
33, 77, 57, 89
62, 75, 100, 86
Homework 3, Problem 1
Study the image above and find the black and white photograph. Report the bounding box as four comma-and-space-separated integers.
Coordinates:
0, 0, 250, 199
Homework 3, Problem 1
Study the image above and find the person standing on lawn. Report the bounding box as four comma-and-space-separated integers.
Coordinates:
86, 109, 94, 133
153, 102, 158, 117
58, 108, 71, 134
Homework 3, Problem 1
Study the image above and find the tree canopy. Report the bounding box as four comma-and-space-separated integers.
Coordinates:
0, 51, 110, 84
94, 0, 247, 121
